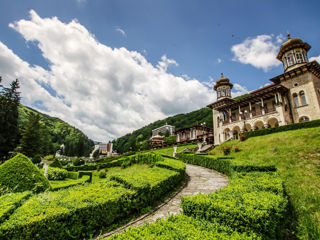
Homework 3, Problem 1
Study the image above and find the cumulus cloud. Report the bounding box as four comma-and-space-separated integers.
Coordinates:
231, 34, 283, 72
115, 27, 126, 37
217, 58, 222, 63
310, 55, 320, 63
1, 10, 221, 141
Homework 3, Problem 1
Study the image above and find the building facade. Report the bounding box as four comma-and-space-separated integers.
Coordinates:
208, 35, 320, 145
152, 124, 175, 136
176, 125, 213, 144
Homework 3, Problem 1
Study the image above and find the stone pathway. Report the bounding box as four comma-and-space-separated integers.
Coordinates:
97, 164, 229, 239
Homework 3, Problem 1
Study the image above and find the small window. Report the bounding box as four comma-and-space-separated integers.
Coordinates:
296, 52, 303, 63
294, 83, 299, 87
287, 53, 294, 66
293, 93, 299, 107
300, 91, 307, 105
299, 116, 310, 122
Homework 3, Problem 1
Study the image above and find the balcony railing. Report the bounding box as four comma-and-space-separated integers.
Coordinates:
264, 106, 276, 114
252, 111, 262, 117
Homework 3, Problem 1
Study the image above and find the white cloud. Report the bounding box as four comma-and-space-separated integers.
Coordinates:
217, 58, 222, 63
310, 55, 320, 63
156, 55, 178, 72
231, 34, 283, 72
1, 10, 223, 142
232, 83, 249, 98
115, 27, 126, 37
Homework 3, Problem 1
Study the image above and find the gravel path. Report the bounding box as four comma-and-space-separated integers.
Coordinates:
97, 164, 229, 239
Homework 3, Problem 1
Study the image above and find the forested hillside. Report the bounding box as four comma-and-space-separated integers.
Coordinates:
18, 105, 94, 157
113, 107, 212, 153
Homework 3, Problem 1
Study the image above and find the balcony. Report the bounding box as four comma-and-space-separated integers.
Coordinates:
264, 106, 276, 114
252, 111, 262, 117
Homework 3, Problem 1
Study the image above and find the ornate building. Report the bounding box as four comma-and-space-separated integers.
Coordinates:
207, 35, 320, 145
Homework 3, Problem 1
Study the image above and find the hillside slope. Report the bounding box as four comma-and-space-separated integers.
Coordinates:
210, 127, 320, 239
18, 105, 94, 157
113, 107, 212, 153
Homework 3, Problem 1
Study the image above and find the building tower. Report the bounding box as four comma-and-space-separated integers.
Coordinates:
277, 34, 311, 72
214, 73, 233, 100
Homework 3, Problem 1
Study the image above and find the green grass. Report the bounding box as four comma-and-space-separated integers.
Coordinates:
210, 126, 320, 240
152, 144, 197, 156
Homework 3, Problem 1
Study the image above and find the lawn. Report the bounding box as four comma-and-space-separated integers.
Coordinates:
210, 127, 320, 240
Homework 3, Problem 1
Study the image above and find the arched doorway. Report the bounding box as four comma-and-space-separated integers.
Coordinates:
223, 128, 231, 141
254, 121, 264, 130
232, 126, 241, 140
267, 118, 279, 128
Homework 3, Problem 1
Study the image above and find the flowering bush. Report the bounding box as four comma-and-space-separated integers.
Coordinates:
234, 146, 240, 152
240, 133, 247, 141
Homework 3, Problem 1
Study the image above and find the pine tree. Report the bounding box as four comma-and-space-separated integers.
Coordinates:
0, 77, 21, 160
20, 112, 42, 158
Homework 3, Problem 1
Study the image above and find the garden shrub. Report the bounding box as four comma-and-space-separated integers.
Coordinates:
72, 158, 85, 166
47, 167, 69, 180
107, 214, 261, 240
0, 182, 136, 240
0, 154, 50, 194
155, 158, 186, 173
0, 191, 32, 224
99, 170, 107, 178
49, 159, 63, 168
78, 171, 93, 183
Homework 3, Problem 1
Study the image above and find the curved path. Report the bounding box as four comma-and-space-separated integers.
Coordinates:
98, 164, 229, 239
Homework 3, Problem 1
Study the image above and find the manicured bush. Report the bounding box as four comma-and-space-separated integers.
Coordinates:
99, 170, 107, 178
0, 154, 50, 194
246, 119, 320, 139
222, 146, 231, 155
49, 159, 63, 168
0, 191, 32, 224
177, 153, 233, 175
107, 214, 261, 240
0, 182, 136, 240
181, 172, 287, 239
47, 167, 69, 180
110, 166, 185, 209
78, 171, 93, 183
121, 153, 163, 168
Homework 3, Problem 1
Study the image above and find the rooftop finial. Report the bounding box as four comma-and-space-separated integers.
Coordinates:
221, 72, 224, 78
287, 33, 291, 39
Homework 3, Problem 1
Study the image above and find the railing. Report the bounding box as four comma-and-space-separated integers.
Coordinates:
265, 106, 276, 114
252, 111, 262, 117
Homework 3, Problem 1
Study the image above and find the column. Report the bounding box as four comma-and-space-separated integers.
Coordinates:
238, 105, 241, 120
249, 102, 252, 118
229, 108, 232, 123
261, 98, 265, 115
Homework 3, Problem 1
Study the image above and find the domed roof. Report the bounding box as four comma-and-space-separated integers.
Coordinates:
277, 34, 311, 60
214, 73, 233, 91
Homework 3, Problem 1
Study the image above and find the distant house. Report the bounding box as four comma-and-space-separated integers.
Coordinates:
99, 142, 113, 156
152, 123, 175, 137
150, 135, 165, 149
176, 125, 213, 144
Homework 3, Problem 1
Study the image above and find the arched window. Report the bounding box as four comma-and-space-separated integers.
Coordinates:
293, 93, 299, 107
299, 116, 310, 122
287, 53, 294, 66
296, 52, 303, 63
299, 91, 307, 105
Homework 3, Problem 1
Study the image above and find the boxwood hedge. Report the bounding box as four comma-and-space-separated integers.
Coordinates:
107, 214, 261, 240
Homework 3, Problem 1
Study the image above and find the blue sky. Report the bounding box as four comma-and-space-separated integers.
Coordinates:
0, 0, 319, 141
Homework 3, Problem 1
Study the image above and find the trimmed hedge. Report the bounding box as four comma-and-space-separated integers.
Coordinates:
47, 167, 69, 180
0, 182, 136, 240
50, 176, 90, 191
67, 171, 78, 179
49, 159, 63, 168
0, 154, 50, 194
107, 214, 261, 240
246, 119, 320, 138
110, 166, 185, 209
155, 158, 186, 173
181, 172, 287, 239
177, 153, 276, 175
0, 192, 32, 224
